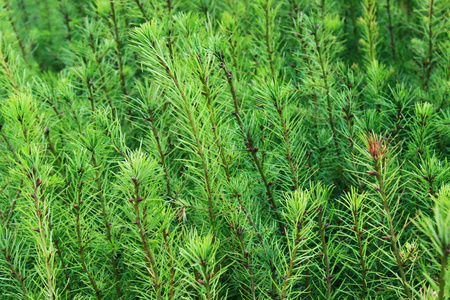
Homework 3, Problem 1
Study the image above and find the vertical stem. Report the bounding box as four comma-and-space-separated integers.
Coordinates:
74, 180, 102, 300
369, 0, 376, 62
263, 0, 276, 78
4, 184, 22, 228
438, 250, 449, 300
53, 239, 72, 292
58, 0, 72, 41
162, 230, 175, 299
0, 48, 19, 92
219, 57, 285, 236
350, 0, 359, 56
44, 128, 65, 177
2, 248, 29, 299
198, 61, 231, 182
274, 99, 299, 190
200, 259, 212, 299
0, 126, 19, 163
4, 0, 27, 59
425, 0, 435, 84
90, 153, 122, 298
312, 32, 340, 157
386, 0, 396, 62
352, 207, 367, 298
134, 0, 149, 21
77, 0, 85, 16
146, 109, 174, 207
235, 194, 277, 298
374, 161, 412, 299
132, 183, 162, 300
318, 208, 332, 299
236, 229, 256, 300
280, 221, 302, 299
32, 183, 55, 300
18, 0, 29, 24
153, 55, 216, 229
86, 79, 95, 114
87, 37, 116, 118
109, 0, 128, 96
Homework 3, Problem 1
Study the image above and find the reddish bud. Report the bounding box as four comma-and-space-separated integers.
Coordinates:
198, 279, 206, 285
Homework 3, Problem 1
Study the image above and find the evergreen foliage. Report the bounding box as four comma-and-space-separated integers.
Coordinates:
0, 0, 449, 299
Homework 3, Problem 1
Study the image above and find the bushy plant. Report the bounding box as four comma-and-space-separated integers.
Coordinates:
0, 0, 448, 299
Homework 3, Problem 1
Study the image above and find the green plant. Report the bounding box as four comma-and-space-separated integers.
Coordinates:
0, 0, 448, 299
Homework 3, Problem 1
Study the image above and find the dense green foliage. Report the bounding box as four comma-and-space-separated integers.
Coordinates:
0, 0, 449, 299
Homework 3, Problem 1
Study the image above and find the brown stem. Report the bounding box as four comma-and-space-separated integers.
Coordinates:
274, 99, 299, 190
162, 230, 175, 299
153, 54, 216, 229
53, 239, 72, 292
133, 182, 162, 300
134, 0, 149, 21
86, 79, 95, 114
74, 177, 102, 299
32, 181, 55, 300
4, 184, 22, 229
280, 221, 303, 299
352, 207, 367, 298
312, 32, 340, 157
44, 128, 65, 177
374, 161, 411, 299
318, 208, 332, 299
2, 248, 28, 299
0, 126, 19, 163
350, 0, 359, 56
58, 0, 72, 41
263, 0, 276, 78
87, 35, 116, 117
425, 0, 435, 85
198, 59, 231, 182
236, 227, 256, 300
235, 192, 276, 297
4, 0, 27, 59
146, 109, 174, 207
90, 152, 122, 297
366, 0, 376, 63
109, 0, 128, 96
386, 0, 396, 62
219, 57, 285, 236
0, 48, 19, 92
